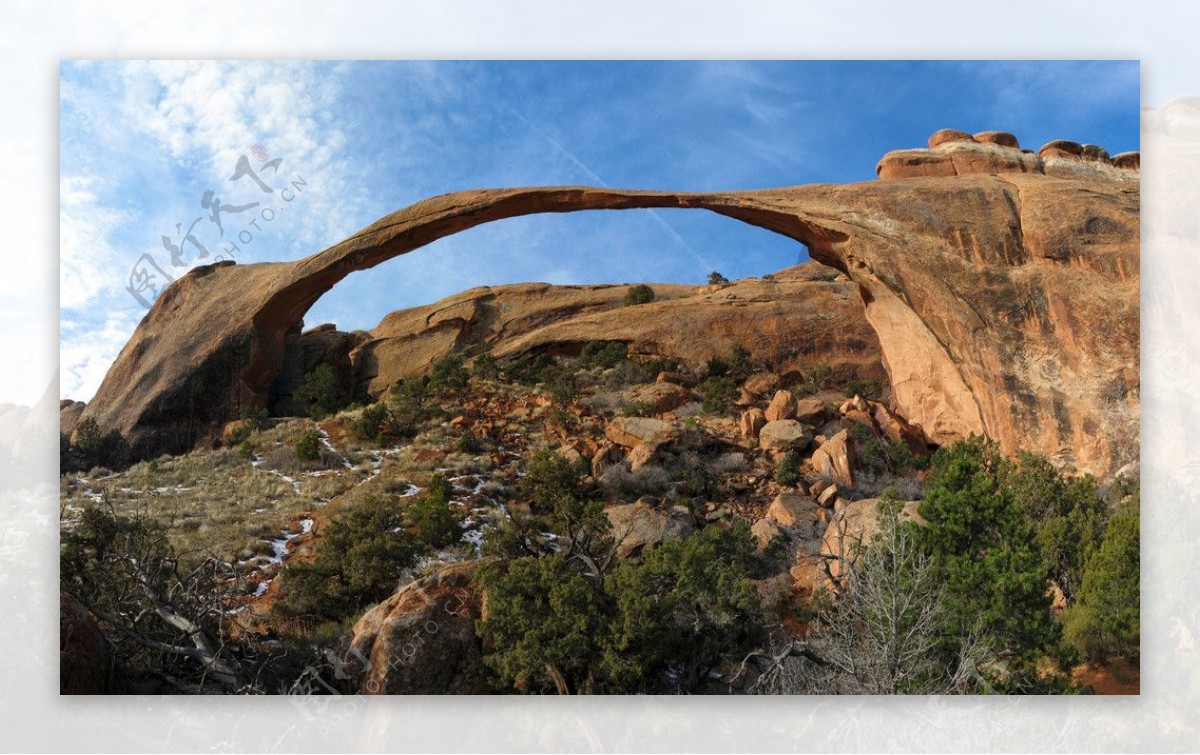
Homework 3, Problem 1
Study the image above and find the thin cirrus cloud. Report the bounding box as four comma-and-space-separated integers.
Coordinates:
59, 60, 1140, 403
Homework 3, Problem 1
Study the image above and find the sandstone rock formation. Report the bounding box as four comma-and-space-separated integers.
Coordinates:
346, 560, 487, 694
81, 129, 1138, 475
605, 499, 696, 558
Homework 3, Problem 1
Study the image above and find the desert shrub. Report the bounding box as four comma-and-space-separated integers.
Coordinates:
475, 524, 763, 694
775, 451, 802, 487
294, 364, 349, 418
520, 448, 589, 513
241, 406, 271, 429
61, 506, 253, 691
472, 353, 500, 381
1062, 493, 1139, 661
623, 284, 655, 306
294, 429, 322, 461
577, 341, 629, 371
708, 271, 729, 285
66, 418, 131, 472
407, 473, 459, 549
704, 355, 729, 378
792, 362, 837, 397
601, 463, 672, 499
845, 377, 883, 401
273, 492, 416, 630
351, 402, 392, 442
858, 434, 922, 476
428, 355, 470, 394
728, 345, 754, 383
503, 353, 558, 385
621, 401, 655, 418
699, 376, 738, 414
917, 437, 1059, 673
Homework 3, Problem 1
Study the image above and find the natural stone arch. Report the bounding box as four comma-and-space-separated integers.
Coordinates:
83, 171, 1137, 476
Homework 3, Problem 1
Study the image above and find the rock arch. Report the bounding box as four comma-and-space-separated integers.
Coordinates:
82, 167, 1138, 476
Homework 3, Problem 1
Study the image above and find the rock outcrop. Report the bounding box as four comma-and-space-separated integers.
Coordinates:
346, 560, 487, 695
81, 129, 1138, 475
605, 499, 696, 558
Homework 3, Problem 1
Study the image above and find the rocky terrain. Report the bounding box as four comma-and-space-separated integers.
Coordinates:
60, 130, 1140, 696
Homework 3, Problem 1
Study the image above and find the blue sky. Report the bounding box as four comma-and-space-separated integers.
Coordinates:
59, 60, 1140, 400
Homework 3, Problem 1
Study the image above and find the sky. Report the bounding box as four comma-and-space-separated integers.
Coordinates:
59, 60, 1140, 401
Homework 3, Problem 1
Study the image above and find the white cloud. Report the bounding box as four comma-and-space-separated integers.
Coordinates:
59, 175, 130, 310
60, 309, 142, 401
116, 60, 365, 251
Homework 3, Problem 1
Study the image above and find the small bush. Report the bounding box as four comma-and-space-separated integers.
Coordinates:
472, 353, 500, 381
577, 341, 629, 371
295, 429, 322, 461
621, 401, 655, 418
408, 473, 459, 548
728, 345, 754, 383
67, 418, 131, 472
845, 377, 883, 401
699, 376, 738, 414
624, 284, 655, 306
352, 403, 392, 442
241, 406, 271, 429
429, 355, 470, 394
504, 353, 558, 385
294, 364, 349, 418
708, 271, 730, 285
775, 451, 802, 487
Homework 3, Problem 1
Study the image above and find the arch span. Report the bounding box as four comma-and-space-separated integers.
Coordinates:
81, 173, 1138, 477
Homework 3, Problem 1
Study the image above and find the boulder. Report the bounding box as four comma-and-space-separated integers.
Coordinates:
1112, 151, 1140, 170
591, 441, 620, 477
811, 429, 854, 487
347, 560, 488, 694
758, 420, 813, 453
622, 381, 693, 414
742, 372, 780, 397
876, 149, 957, 180
927, 128, 976, 148
973, 130, 1020, 149
817, 498, 924, 583
765, 492, 823, 538
817, 484, 839, 508
1080, 144, 1111, 163
657, 371, 698, 388
793, 398, 828, 425
605, 500, 696, 558
604, 417, 678, 449
750, 518, 784, 552
739, 407, 767, 439
627, 442, 658, 472
870, 401, 930, 456
764, 390, 798, 422
1038, 139, 1084, 160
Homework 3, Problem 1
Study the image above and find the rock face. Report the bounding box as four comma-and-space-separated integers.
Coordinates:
81, 129, 1138, 475
346, 560, 487, 695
